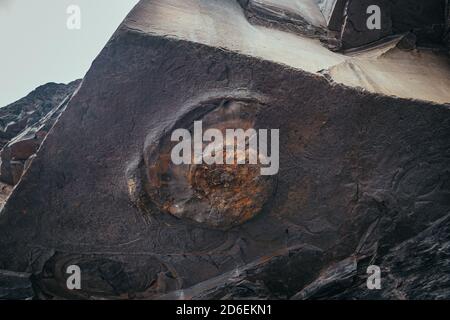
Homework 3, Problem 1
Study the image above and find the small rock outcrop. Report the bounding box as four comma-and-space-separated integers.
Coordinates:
0, 80, 81, 188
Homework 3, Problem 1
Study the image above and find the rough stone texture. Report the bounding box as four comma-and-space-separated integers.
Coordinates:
328, 41, 450, 104
0, 0, 448, 300
390, 0, 447, 48
0, 80, 80, 186
121, 0, 450, 103
292, 214, 450, 300
0, 81, 81, 149
317, 0, 346, 31
131, 99, 277, 230
446, 0, 450, 53
0, 270, 34, 300
160, 245, 325, 300
339, 0, 392, 50
239, 0, 328, 39
316, 0, 448, 51
0, 182, 13, 209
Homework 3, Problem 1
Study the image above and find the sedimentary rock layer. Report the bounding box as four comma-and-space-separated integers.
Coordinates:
0, 81, 80, 203
0, 0, 448, 299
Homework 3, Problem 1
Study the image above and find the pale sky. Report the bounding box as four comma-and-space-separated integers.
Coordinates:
0, 0, 140, 107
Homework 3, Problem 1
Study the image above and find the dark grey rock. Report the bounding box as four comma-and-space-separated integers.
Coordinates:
239, 0, 328, 39
340, 0, 392, 50
160, 245, 324, 300
0, 0, 448, 300
291, 257, 357, 299
0, 80, 80, 185
291, 214, 450, 300
317, 0, 346, 31
0, 270, 34, 300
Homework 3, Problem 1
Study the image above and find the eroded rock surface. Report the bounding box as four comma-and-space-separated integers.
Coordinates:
240, 0, 449, 51
0, 81, 80, 190
0, 270, 34, 300
124, 0, 450, 103
129, 99, 277, 230
238, 0, 328, 39
0, 0, 448, 300
292, 214, 450, 300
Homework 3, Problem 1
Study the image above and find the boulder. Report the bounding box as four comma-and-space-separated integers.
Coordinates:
0, 0, 448, 300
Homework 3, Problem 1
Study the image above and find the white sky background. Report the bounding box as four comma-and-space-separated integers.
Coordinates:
0, 0, 140, 107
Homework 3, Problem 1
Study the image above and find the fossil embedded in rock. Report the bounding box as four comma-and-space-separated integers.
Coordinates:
130, 99, 277, 230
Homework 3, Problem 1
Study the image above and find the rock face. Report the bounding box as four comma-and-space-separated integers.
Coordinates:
0, 0, 449, 300
131, 99, 277, 230
445, 1, 450, 52
319, 0, 448, 51
292, 214, 450, 300
238, 0, 329, 39
0, 270, 34, 300
241, 0, 449, 51
0, 81, 81, 187
339, 0, 393, 50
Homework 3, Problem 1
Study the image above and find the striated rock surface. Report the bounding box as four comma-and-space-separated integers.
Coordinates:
123, 0, 450, 103
0, 270, 34, 300
0, 80, 80, 189
238, 0, 328, 39
292, 214, 450, 300
0, 0, 448, 300
240, 0, 449, 51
